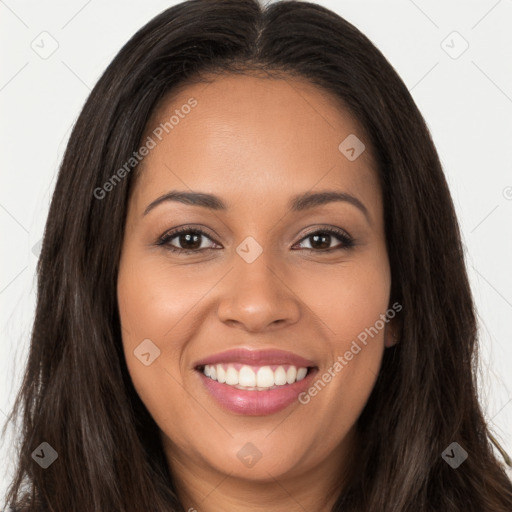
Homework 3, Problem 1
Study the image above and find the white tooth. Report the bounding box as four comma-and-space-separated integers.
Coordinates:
274, 366, 287, 386
256, 366, 274, 388
205, 363, 307, 389
296, 367, 307, 381
225, 365, 239, 385
286, 366, 297, 384
216, 364, 226, 383
239, 365, 256, 387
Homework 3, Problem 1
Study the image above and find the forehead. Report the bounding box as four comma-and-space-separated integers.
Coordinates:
133, 73, 380, 218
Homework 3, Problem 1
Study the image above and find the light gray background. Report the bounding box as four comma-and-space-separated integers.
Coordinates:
1, 0, 511, 500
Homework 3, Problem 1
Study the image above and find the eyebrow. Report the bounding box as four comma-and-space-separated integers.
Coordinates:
143, 189, 370, 223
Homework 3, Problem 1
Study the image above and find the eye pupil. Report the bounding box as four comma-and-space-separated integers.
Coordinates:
180, 232, 201, 249
311, 233, 330, 250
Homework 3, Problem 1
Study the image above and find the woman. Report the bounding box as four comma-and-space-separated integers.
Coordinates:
3, 0, 511, 510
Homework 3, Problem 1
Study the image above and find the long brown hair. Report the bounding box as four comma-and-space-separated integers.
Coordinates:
3, 0, 511, 510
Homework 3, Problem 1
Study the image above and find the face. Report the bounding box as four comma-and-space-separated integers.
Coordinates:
117, 73, 396, 496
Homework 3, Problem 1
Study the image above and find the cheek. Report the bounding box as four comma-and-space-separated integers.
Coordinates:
299, 252, 391, 344
116, 253, 220, 423
293, 254, 390, 431
117, 254, 216, 342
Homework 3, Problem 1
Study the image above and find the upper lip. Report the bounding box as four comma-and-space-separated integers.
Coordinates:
193, 348, 317, 369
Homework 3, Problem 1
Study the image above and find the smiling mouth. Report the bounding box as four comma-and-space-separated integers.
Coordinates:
196, 363, 316, 391
193, 347, 319, 415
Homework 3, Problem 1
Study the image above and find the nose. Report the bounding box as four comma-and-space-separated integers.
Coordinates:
216, 252, 301, 333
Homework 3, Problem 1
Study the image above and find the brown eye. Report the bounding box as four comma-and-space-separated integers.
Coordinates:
173, 231, 203, 250
293, 228, 354, 252
158, 227, 219, 254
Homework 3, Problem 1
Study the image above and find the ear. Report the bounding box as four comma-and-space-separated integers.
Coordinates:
384, 317, 400, 348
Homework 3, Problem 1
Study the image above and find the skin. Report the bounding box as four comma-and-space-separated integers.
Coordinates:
117, 72, 399, 512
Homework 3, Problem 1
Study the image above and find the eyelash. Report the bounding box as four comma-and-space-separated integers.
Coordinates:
156, 225, 355, 255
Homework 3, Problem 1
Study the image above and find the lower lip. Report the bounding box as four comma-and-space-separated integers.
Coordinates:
197, 368, 318, 415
